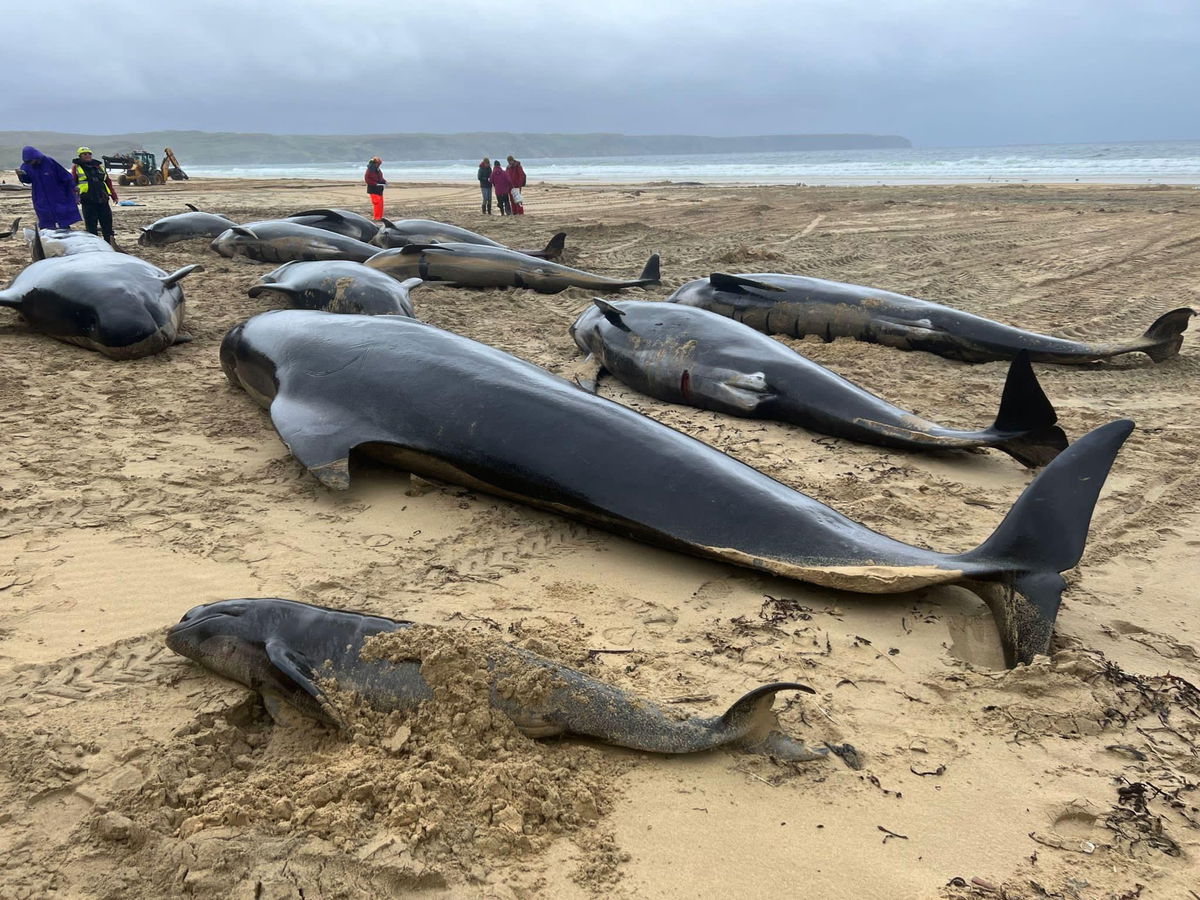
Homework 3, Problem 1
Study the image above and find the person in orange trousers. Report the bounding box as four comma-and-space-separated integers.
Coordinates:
365, 157, 387, 219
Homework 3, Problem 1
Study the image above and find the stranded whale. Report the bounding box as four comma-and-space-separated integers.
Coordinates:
167, 597, 829, 761
668, 273, 1195, 364
221, 310, 1133, 666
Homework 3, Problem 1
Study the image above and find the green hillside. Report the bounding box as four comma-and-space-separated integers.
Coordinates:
0, 130, 911, 169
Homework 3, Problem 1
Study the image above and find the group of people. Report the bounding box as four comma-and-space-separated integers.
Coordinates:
363, 154, 529, 219
477, 156, 527, 215
15, 146, 121, 244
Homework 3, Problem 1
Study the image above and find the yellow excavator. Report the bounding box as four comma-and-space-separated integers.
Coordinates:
102, 148, 189, 186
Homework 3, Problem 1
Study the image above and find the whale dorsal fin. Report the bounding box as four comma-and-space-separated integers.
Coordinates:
708, 273, 786, 294
230, 226, 258, 238
591, 297, 629, 328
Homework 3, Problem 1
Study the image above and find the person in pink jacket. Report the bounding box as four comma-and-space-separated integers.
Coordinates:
490, 160, 513, 216
506, 155, 527, 214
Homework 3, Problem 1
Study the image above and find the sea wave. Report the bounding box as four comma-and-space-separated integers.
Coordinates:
185, 140, 1200, 185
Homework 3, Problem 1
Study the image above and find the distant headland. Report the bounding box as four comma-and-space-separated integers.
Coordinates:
1, 130, 911, 167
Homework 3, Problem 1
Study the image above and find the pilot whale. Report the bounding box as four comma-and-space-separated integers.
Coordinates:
167, 597, 829, 761
221, 310, 1133, 667
365, 245, 659, 293
668, 273, 1195, 364
570, 299, 1069, 467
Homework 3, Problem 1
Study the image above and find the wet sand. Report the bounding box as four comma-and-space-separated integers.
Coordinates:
1, 178, 1198, 898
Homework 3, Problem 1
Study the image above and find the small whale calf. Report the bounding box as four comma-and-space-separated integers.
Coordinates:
167, 597, 829, 761
669, 273, 1195, 364
365, 244, 659, 293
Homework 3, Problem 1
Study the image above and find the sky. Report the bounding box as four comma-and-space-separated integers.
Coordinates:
3, 0, 1198, 147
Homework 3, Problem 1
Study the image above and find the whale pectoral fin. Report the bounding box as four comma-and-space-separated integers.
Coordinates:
265, 640, 323, 701
713, 370, 772, 411
267, 393, 364, 489
568, 354, 606, 393
870, 316, 943, 346
173, 331, 194, 345
507, 711, 566, 739
185, 203, 201, 212
265, 641, 345, 727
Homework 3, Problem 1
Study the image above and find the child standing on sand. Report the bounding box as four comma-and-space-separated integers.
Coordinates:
365, 157, 387, 220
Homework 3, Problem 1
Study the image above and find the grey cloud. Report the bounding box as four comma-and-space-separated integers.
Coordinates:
3, 0, 1198, 146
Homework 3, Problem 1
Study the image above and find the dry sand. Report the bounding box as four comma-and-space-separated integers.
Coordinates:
0, 177, 1198, 899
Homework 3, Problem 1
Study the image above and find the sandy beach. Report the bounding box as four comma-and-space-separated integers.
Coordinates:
1, 177, 1197, 899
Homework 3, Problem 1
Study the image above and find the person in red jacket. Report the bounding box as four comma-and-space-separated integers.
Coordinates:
364, 157, 387, 220
490, 160, 513, 216
506, 155, 527, 215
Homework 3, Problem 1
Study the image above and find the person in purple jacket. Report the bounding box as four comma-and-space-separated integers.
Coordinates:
15, 146, 81, 229
490, 160, 513, 216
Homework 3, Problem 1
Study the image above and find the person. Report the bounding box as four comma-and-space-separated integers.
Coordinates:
506, 155, 527, 215
365, 157, 387, 220
490, 160, 512, 216
16, 146, 81, 229
71, 148, 118, 244
477, 157, 493, 214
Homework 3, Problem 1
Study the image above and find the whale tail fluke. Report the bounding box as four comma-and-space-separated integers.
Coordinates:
960, 419, 1134, 666
715, 682, 829, 762
989, 350, 1070, 467
1140, 307, 1195, 362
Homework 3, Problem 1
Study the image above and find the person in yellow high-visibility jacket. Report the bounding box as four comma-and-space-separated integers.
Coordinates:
71, 147, 119, 244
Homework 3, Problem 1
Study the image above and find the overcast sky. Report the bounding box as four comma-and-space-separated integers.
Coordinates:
3, 0, 1197, 147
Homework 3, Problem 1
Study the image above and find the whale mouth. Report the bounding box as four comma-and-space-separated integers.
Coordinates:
166, 602, 247, 644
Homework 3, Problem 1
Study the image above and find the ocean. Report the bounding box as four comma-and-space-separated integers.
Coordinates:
183, 139, 1200, 186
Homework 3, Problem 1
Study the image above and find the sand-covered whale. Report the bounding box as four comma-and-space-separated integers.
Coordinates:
167, 597, 828, 761
249, 261, 420, 316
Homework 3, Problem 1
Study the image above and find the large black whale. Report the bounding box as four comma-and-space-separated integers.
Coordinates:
167, 597, 829, 761
570, 299, 1068, 467
0, 251, 200, 358
220, 310, 1133, 667
669, 273, 1195, 364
